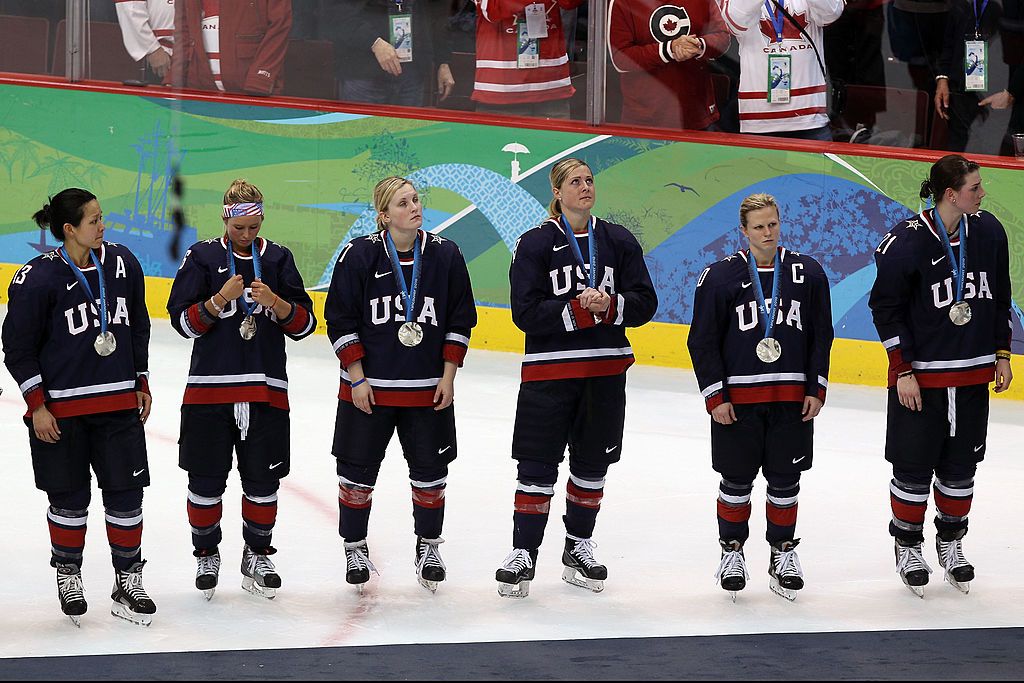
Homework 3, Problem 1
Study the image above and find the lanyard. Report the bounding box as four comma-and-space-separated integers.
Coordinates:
61, 246, 109, 336
972, 0, 989, 36
559, 215, 597, 289
385, 230, 422, 323
764, 0, 786, 43
932, 210, 968, 303
746, 248, 782, 340
226, 237, 262, 317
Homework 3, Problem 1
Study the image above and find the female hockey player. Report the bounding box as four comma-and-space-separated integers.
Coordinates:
325, 176, 477, 593
494, 158, 658, 599
687, 193, 834, 602
2, 188, 156, 626
167, 179, 316, 600
869, 154, 1013, 597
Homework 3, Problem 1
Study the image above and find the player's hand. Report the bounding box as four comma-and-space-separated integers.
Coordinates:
585, 290, 611, 315
897, 373, 922, 411
994, 358, 1013, 393
137, 391, 152, 424
352, 381, 375, 415
249, 279, 277, 308
372, 37, 402, 76
934, 79, 950, 120
219, 274, 245, 302
437, 63, 455, 101
146, 47, 171, 78
802, 395, 823, 422
433, 376, 455, 411
32, 405, 61, 443
711, 401, 737, 425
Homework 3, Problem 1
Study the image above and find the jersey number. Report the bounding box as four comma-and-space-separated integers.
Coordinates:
12, 265, 32, 285
876, 233, 897, 255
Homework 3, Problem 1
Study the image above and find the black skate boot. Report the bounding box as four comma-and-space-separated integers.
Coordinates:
768, 539, 804, 602
344, 539, 378, 592
55, 563, 87, 628
895, 539, 932, 598
111, 560, 156, 626
194, 547, 221, 601
936, 529, 974, 594
561, 536, 608, 593
241, 545, 282, 600
715, 539, 748, 602
496, 548, 538, 599
415, 537, 446, 593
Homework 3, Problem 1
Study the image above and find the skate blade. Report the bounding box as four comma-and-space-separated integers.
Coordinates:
497, 580, 530, 599
902, 582, 925, 598
561, 567, 604, 593
769, 577, 798, 602
201, 588, 216, 601
418, 577, 440, 593
66, 615, 82, 628
241, 577, 277, 600
945, 576, 970, 594
110, 601, 152, 627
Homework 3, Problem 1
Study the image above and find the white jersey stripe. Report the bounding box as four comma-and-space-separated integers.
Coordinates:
473, 77, 572, 93
48, 380, 137, 399
19, 374, 43, 393
523, 346, 634, 363
912, 354, 996, 370
332, 333, 359, 352
476, 56, 568, 69
186, 373, 288, 389
725, 372, 807, 385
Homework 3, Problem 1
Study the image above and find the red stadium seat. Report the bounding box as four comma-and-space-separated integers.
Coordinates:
0, 14, 49, 76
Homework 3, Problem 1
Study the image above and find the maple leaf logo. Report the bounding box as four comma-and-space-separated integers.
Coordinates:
663, 18, 678, 32
759, 9, 808, 43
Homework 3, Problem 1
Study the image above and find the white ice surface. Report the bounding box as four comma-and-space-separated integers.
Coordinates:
0, 318, 1022, 658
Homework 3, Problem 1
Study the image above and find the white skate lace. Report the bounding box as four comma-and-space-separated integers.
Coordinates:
196, 553, 221, 579
937, 538, 970, 574
119, 568, 151, 603
570, 538, 601, 569
57, 566, 85, 603
345, 541, 379, 575
417, 538, 446, 573
714, 547, 749, 583
500, 548, 534, 573
896, 543, 933, 576
245, 550, 277, 580
772, 546, 803, 579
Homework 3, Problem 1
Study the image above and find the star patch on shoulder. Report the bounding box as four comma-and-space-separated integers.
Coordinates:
905, 219, 922, 230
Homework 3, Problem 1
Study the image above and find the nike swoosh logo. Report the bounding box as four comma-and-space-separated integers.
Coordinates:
132, 469, 146, 477
269, 462, 284, 470
438, 446, 452, 454
66, 282, 77, 290
375, 271, 392, 279
605, 445, 618, 453
792, 456, 806, 464
218, 266, 229, 273
741, 282, 752, 289
974, 444, 984, 452
932, 256, 946, 266
553, 244, 569, 252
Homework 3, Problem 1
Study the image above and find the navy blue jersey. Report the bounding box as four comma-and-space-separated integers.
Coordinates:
688, 248, 834, 413
869, 208, 1012, 388
325, 229, 477, 407
167, 237, 316, 409
509, 217, 658, 381
3, 242, 151, 417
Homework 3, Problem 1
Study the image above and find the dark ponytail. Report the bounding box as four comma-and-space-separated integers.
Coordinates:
920, 155, 980, 204
32, 188, 97, 242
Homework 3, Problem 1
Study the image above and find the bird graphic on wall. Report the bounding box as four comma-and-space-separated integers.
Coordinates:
664, 183, 700, 196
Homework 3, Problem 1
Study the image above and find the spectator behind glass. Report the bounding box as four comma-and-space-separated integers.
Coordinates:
717, 0, 843, 140
886, 0, 949, 95
472, 0, 585, 119
326, 0, 455, 107
172, 0, 292, 95
115, 0, 175, 83
977, 0, 1022, 156
934, 0, 1004, 152
824, 0, 886, 90
609, 0, 730, 131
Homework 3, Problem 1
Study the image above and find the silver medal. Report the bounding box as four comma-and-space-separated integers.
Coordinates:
756, 337, 782, 363
94, 331, 117, 357
398, 321, 423, 347
949, 301, 972, 326
240, 315, 257, 340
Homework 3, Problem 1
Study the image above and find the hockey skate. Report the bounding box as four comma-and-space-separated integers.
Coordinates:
715, 539, 748, 602
561, 536, 607, 593
194, 548, 221, 601
415, 537, 446, 593
496, 548, 538, 599
55, 563, 87, 628
110, 560, 156, 626
241, 545, 282, 600
768, 540, 804, 602
344, 539, 378, 592
895, 539, 933, 598
936, 530, 974, 594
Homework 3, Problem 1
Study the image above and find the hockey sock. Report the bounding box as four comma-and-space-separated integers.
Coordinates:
563, 465, 608, 540
338, 463, 378, 542
890, 469, 932, 544
102, 488, 144, 571
410, 470, 447, 539
765, 471, 801, 544
47, 487, 90, 568
187, 473, 227, 551
513, 460, 557, 550
933, 463, 975, 538
717, 476, 753, 544
241, 479, 280, 550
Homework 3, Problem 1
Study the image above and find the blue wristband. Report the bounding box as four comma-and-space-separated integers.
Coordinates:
351, 378, 367, 388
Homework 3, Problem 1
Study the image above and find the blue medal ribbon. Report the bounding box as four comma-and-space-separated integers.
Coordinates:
384, 230, 422, 323
226, 237, 262, 317
61, 246, 109, 337
764, 0, 786, 43
746, 248, 782, 341
559, 215, 597, 289
932, 209, 968, 303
